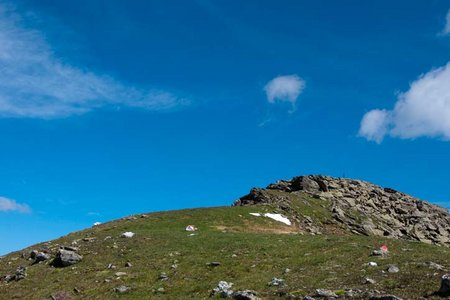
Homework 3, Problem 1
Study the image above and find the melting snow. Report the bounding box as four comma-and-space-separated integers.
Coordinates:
93, 222, 102, 226
264, 213, 292, 225
249, 213, 291, 226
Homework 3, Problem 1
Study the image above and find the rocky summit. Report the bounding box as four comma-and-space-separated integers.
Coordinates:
235, 175, 450, 245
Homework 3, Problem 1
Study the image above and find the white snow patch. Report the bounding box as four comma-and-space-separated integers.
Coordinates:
249, 213, 261, 216
93, 222, 102, 226
264, 213, 292, 225
249, 212, 291, 226
368, 262, 378, 267
120, 232, 135, 238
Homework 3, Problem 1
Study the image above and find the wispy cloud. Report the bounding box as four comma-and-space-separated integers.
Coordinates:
264, 74, 305, 112
0, 4, 186, 119
0, 196, 31, 213
443, 10, 450, 35
359, 62, 450, 143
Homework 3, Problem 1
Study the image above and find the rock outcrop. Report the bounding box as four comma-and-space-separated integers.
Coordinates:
234, 175, 450, 246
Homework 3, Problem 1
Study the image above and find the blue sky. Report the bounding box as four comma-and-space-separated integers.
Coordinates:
0, 0, 449, 255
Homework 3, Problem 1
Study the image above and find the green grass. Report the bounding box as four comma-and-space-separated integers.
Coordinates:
0, 204, 449, 299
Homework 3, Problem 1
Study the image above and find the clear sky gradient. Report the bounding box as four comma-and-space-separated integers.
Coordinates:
0, 0, 449, 255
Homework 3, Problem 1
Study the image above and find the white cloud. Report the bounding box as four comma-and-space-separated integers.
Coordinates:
358, 109, 390, 143
264, 75, 305, 111
0, 197, 30, 213
0, 4, 186, 119
443, 10, 450, 35
359, 62, 450, 142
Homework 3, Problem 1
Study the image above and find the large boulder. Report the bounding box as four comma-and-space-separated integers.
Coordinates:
52, 249, 82, 268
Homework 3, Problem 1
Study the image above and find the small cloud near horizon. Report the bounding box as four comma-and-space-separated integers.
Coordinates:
0, 4, 187, 119
264, 74, 305, 112
359, 62, 450, 143
0, 196, 31, 213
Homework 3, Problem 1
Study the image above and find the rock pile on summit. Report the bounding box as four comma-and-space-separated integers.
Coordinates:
234, 175, 450, 246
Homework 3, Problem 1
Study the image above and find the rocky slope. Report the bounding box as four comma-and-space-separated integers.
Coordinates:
234, 175, 450, 246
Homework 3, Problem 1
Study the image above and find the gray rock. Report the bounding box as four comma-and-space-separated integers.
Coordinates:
211, 281, 234, 298
438, 274, 450, 295
114, 285, 131, 293
14, 266, 27, 281
207, 261, 221, 267
36, 252, 50, 262
387, 265, 399, 273
426, 261, 444, 270
232, 290, 260, 300
159, 273, 169, 281
369, 296, 403, 300
50, 291, 73, 300
52, 249, 82, 267
315, 289, 337, 298
268, 277, 285, 286
364, 277, 376, 284
371, 250, 384, 256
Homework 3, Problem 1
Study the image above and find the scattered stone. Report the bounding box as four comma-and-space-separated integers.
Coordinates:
315, 289, 338, 298
30, 250, 50, 264
125, 262, 133, 268
51, 249, 82, 268
283, 268, 291, 274
61, 246, 79, 252
207, 261, 221, 267
211, 281, 234, 298
82, 237, 95, 242
303, 297, 316, 300
369, 295, 403, 300
159, 273, 169, 281
387, 265, 399, 273
371, 250, 384, 256
268, 277, 285, 286
425, 261, 444, 270
93, 222, 101, 226
185, 225, 198, 232
232, 290, 260, 300
438, 274, 450, 296
364, 278, 376, 284
115, 272, 127, 277
7, 266, 27, 282
114, 285, 131, 293
156, 287, 165, 293
120, 232, 135, 238
368, 262, 378, 267
50, 291, 73, 300
107, 263, 116, 269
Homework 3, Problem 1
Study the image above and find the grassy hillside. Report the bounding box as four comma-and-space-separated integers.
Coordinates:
1, 197, 449, 299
